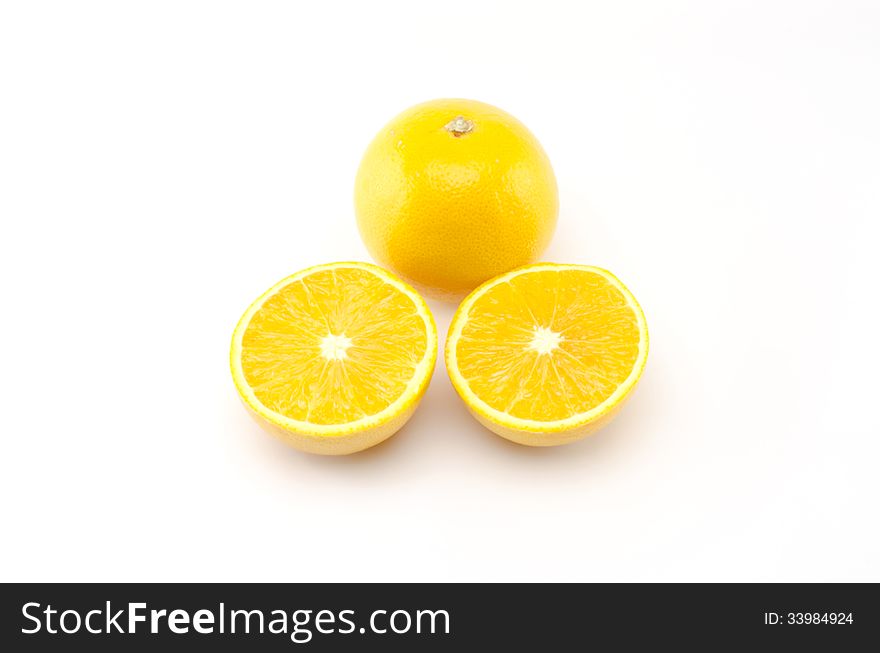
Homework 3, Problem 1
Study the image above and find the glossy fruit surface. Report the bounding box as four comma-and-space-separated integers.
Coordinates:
355, 99, 558, 299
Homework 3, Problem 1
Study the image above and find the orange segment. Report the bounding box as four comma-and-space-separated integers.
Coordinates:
446, 264, 648, 446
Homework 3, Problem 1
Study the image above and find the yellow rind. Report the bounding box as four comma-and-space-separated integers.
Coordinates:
354, 98, 558, 301
230, 261, 438, 455
445, 263, 648, 447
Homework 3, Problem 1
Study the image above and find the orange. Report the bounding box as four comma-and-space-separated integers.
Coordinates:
230, 262, 437, 455
354, 99, 558, 299
445, 264, 648, 446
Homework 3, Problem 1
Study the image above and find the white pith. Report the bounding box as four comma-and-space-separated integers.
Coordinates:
528, 326, 562, 355
320, 333, 352, 361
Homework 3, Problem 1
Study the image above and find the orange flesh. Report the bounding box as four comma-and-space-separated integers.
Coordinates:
240, 268, 427, 425
455, 269, 641, 421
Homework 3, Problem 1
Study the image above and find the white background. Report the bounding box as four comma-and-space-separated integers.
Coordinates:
1, 1, 878, 582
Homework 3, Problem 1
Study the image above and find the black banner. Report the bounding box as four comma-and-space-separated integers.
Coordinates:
1, 583, 875, 649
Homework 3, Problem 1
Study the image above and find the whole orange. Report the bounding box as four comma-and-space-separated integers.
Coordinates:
354, 99, 558, 299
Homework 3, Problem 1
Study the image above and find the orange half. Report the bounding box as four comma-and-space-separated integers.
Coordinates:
445, 264, 648, 446
231, 262, 437, 454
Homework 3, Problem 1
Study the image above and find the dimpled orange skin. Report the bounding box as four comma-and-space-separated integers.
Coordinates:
354, 99, 559, 300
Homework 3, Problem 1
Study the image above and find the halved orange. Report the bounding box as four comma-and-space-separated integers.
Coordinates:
445, 264, 648, 446
231, 262, 437, 455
